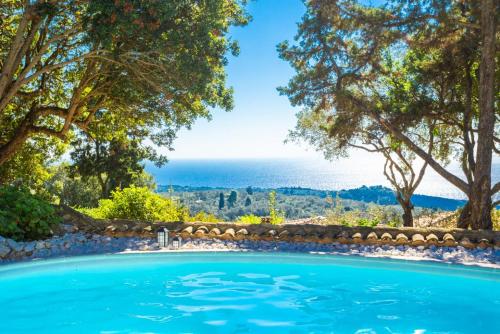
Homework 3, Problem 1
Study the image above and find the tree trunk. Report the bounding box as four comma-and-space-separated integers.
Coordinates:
457, 201, 471, 229
470, 0, 496, 230
396, 194, 414, 227
402, 204, 413, 227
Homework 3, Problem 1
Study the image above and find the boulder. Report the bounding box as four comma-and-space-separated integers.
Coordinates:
0, 243, 10, 258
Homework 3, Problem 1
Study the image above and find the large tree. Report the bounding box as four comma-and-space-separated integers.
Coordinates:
290, 107, 437, 227
70, 136, 156, 198
0, 0, 248, 166
279, 0, 498, 229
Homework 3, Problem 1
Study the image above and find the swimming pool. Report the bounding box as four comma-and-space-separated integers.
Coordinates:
0, 253, 498, 333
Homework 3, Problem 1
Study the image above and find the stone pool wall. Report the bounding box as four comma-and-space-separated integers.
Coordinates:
59, 205, 499, 249
0, 205, 498, 265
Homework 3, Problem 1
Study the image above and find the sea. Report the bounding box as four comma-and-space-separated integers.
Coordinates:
146, 158, 500, 200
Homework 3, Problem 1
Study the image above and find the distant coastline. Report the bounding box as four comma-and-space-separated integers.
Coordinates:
147, 158, 500, 201
158, 184, 467, 211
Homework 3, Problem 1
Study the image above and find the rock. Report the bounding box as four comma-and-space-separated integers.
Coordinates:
411, 234, 425, 246
35, 241, 47, 250
380, 233, 393, 243
460, 237, 475, 249
395, 233, 409, 245
237, 228, 248, 236
222, 228, 235, 239
6, 239, 22, 252
209, 228, 221, 236
23, 242, 36, 254
278, 230, 289, 239
477, 238, 490, 249
0, 243, 10, 258
366, 232, 378, 243
442, 233, 457, 246
351, 232, 363, 243
425, 234, 439, 245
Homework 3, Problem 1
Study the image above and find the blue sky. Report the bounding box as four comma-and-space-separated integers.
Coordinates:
164, 0, 314, 159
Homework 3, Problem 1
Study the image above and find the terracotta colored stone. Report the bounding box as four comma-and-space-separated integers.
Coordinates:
223, 228, 236, 239
337, 231, 350, 244
425, 233, 439, 245
197, 226, 209, 233
236, 228, 248, 236
278, 230, 289, 238
380, 233, 393, 243
395, 233, 409, 244
460, 237, 475, 249
209, 228, 221, 236
366, 232, 378, 243
442, 233, 457, 246
411, 234, 425, 246
351, 232, 363, 243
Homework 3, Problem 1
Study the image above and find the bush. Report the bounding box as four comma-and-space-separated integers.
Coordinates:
0, 186, 61, 241
237, 214, 261, 224
187, 212, 219, 223
268, 190, 285, 224
81, 186, 188, 222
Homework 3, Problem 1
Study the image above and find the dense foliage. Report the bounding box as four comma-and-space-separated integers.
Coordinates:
70, 137, 157, 198
279, 0, 498, 229
0, 186, 60, 241
0, 0, 248, 176
81, 186, 188, 222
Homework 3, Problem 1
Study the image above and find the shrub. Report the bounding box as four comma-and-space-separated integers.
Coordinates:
268, 190, 285, 224
187, 212, 219, 223
357, 218, 379, 227
81, 186, 188, 221
0, 186, 61, 241
237, 214, 261, 224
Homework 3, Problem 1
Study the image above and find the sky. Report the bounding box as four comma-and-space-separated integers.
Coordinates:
163, 0, 317, 159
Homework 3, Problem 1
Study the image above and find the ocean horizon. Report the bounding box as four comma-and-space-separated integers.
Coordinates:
146, 158, 500, 200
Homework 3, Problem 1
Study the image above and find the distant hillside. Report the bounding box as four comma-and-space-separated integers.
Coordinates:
277, 186, 466, 211
157, 184, 467, 211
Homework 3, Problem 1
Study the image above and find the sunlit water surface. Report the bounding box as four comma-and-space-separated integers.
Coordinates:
0, 253, 498, 333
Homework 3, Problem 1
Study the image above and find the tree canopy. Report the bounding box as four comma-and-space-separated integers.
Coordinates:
0, 0, 248, 166
279, 0, 498, 229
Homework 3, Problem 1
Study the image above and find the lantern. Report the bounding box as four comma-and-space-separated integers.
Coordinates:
157, 227, 169, 248
172, 236, 182, 249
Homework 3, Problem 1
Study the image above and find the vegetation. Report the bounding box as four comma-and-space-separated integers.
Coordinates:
81, 186, 188, 222
70, 137, 157, 198
279, 0, 498, 229
268, 190, 285, 224
0, 0, 248, 182
237, 214, 261, 224
0, 186, 60, 241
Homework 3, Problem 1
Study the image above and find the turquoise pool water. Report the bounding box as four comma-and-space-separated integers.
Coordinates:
0, 253, 498, 333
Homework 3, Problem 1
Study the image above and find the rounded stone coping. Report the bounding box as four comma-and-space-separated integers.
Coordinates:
58, 205, 500, 249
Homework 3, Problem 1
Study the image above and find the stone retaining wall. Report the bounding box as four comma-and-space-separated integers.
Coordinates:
60, 205, 500, 249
